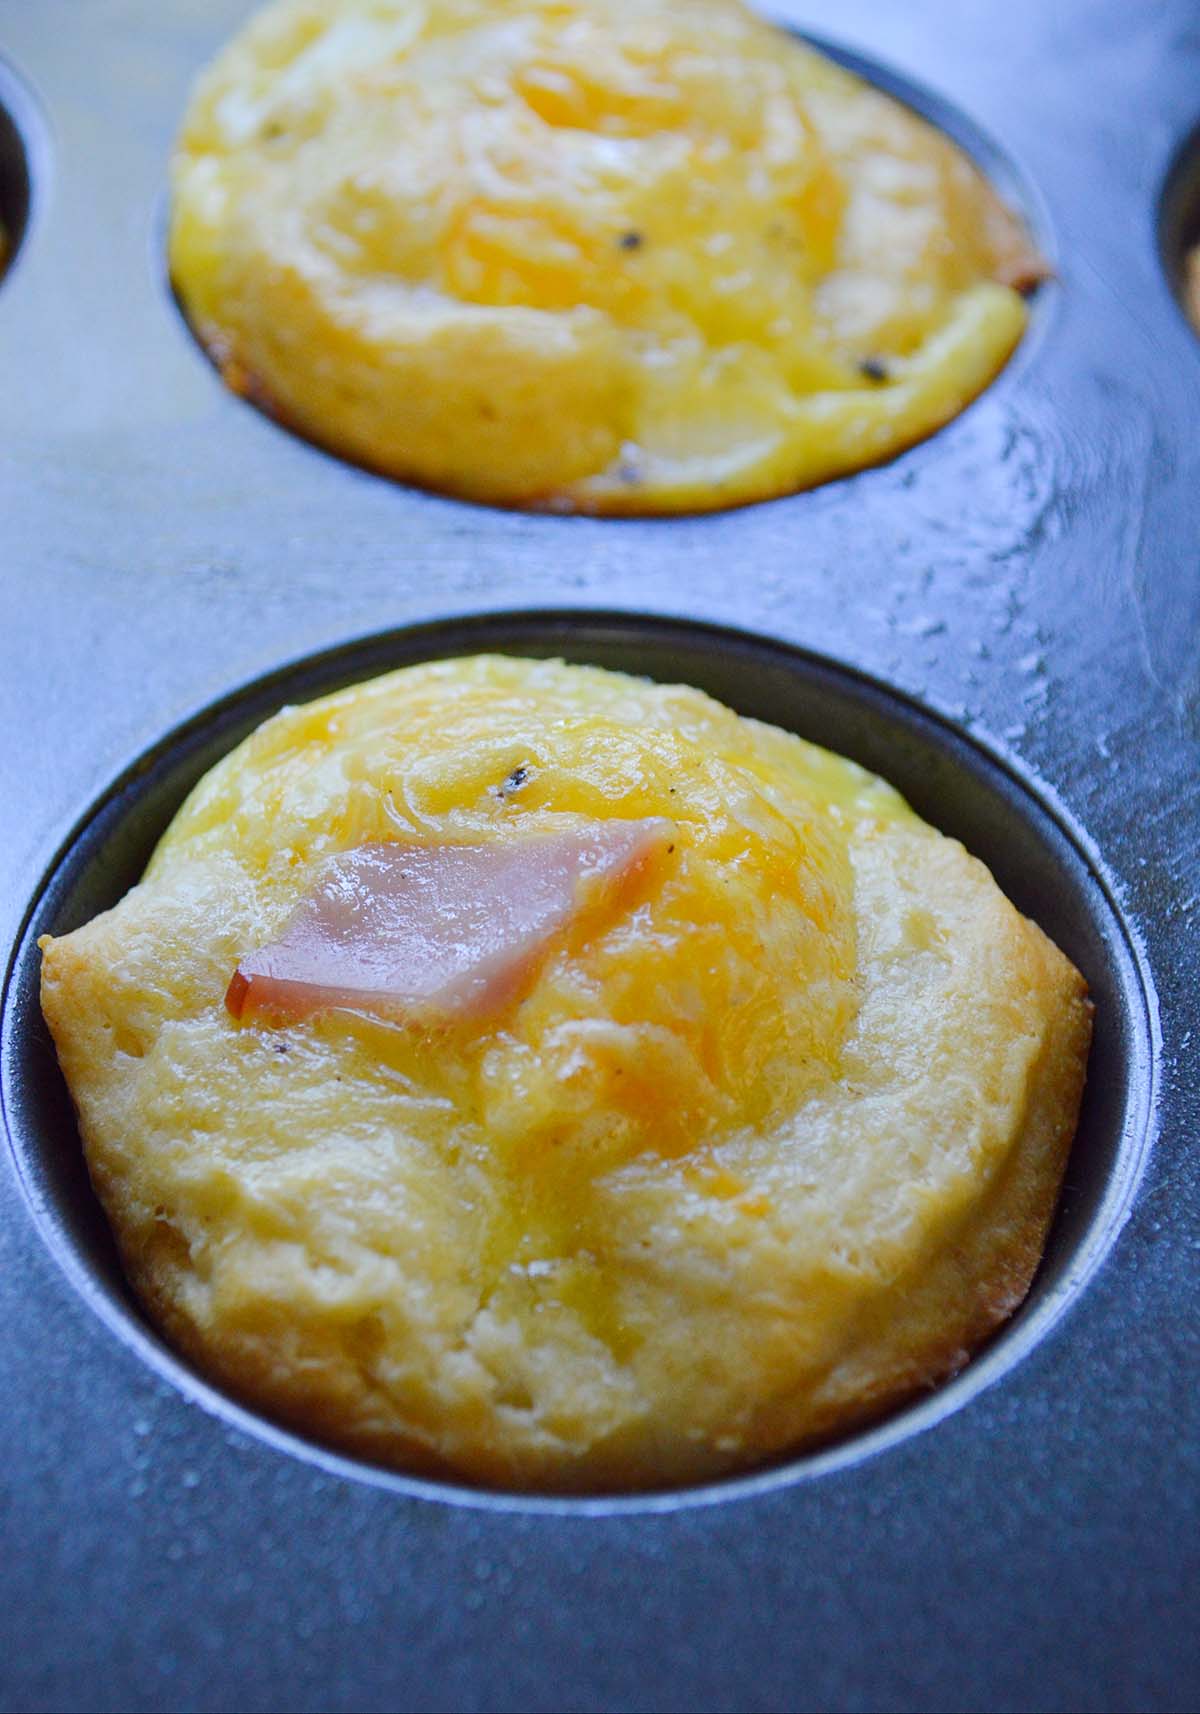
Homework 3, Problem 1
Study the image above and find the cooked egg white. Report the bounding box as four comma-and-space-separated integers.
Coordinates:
170, 0, 1046, 512
39, 657, 1090, 1490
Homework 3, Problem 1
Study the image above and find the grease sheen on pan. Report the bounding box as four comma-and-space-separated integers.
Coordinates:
169, 0, 1046, 513
39, 657, 1090, 1491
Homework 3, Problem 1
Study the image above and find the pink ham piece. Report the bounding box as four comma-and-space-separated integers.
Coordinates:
225, 820, 673, 1027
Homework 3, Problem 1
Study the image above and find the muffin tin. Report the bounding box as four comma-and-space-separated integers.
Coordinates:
0, 1, 1197, 1708
2, 610, 1157, 1510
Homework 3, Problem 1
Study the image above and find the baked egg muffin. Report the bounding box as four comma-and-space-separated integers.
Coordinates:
169, 0, 1047, 513
40, 656, 1090, 1491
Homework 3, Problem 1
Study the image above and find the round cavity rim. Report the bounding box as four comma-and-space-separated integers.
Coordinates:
1157, 116, 1200, 338
0, 609, 1158, 1516
0, 54, 51, 285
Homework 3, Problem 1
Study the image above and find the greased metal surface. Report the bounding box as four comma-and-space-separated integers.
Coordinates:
0, 2, 1196, 1710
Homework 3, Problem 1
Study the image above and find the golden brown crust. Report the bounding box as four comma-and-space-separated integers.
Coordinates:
771, 920, 1091, 1461
42, 870, 1090, 1492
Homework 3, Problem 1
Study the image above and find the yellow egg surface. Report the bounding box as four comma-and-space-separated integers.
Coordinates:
169, 0, 1046, 513
40, 657, 1090, 1490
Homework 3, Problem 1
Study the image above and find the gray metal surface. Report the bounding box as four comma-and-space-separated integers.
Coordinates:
0, 2, 1196, 1709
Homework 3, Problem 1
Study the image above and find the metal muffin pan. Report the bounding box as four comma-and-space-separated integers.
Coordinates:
0, 1, 1196, 1709
1, 610, 1156, 1511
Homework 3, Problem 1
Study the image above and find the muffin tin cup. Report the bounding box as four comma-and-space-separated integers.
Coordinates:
1159, 120, 1200, 335
165, 24, 1058, 514
1, 610, 1158, 1514
0, 55, 42, 284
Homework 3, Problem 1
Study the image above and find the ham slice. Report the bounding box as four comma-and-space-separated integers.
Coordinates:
225, 820, 673, 1027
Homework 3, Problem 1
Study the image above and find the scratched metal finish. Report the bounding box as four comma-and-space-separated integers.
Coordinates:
0, 2, 1196, 1710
